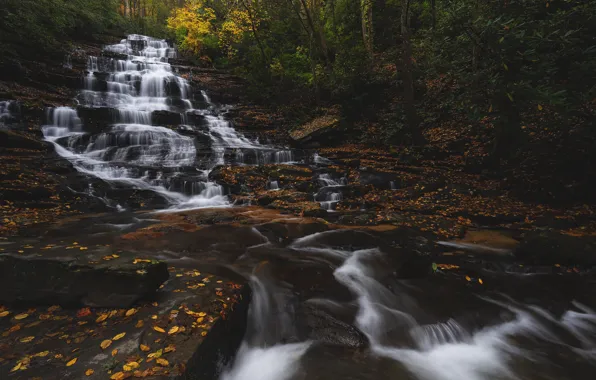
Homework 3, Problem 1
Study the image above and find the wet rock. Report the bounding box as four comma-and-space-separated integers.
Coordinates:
358, 169, 398, 190
515, 231, 596, 266
289, 115, 341, 148
0, 254, 169, 307
151, 110, 182, 126
296, 304, 368, 348
77, 106, 114, 133
256, 221, 330, 246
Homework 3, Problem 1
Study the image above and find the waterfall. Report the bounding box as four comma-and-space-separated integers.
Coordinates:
42, 34, 297, 212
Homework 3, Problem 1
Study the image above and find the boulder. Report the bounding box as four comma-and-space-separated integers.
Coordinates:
358, 169, 398, 190
289, 115, 340, 147
296, 304, 368, 348
0, 254, 169, 307
515, 231, 596, 266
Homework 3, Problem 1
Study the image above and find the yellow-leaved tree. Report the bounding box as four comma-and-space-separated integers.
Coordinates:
218, 8, 253, 58
167, 1, 216, 55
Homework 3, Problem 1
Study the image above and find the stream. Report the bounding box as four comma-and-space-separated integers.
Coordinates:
3, 35, 596, 379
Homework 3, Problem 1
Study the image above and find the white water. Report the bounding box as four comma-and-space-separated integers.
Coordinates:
0, 100, 19, 128
42, 34, 296, 211
224, 230, 596, 380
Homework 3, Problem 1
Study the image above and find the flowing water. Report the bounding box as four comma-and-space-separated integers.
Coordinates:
222, 230, 596, 380
42, 34, 296, 212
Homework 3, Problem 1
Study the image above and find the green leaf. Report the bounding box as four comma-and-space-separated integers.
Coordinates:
432, 263, 438, 272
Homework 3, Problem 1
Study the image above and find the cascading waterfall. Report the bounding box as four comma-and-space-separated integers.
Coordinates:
0, 100, 20, 129
43, 34, 296, 211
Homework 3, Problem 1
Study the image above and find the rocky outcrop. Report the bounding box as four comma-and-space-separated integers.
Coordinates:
289, 115, 340, 148
515, 231, 596, 266
0, 254, 169, 307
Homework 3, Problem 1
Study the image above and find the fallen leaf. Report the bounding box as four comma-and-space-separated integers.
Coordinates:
85, 369, 95, 376
19, 336, 35, 343
100, 339, 112, 350
113, 332, 126, 341
14, 313, 29, 320
10, 362, 22, 372
66, 358, 78, 367
35, 351, 49, 357
125, 308, 137, 317
168, 326, 179, 335
196, 317, 204, 323
96, 314, 108, 323
0, 311, 9, 318
164, 345, 176, 353
77, 308, 92, 318
478, 278, 484, 285
465, 276, 471, 282
153, 326, 165, 333
123, 361, 140, 371
135, 320, 144, 328
156, 358, 169, 367
198, 312, 206, 317
111, 349, 118, 357
111, 372, 125, 380
140, 344, 150, 352
201, 331, 207, 337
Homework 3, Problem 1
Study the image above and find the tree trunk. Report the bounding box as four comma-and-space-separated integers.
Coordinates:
361, 0, 374, 59
431, 0, 436, 30
400, 0, 425, 145
124, 0, 130, 17
239, 0, 269, 68
299, 0, 331, 65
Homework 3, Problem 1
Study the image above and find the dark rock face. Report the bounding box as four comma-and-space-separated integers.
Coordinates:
515, 231, 596, 266
0, 130, 48, 150
152, 110, 182, 126
289, 115, 340, 148
180, 286, 251, 380
296, 304, 368, 348
0, 254, 169, 307
358, 169, 398, 190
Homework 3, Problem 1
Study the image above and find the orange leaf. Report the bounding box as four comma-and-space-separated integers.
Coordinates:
140, 344, 151, 352
85, 369, 95, 376
111, 372, 125, 380
100, 340, 112, 350
168, 326, 179, 335
113, 332, 126, 341
66, 358, 78, 367
156, 358, 169, 367
111, 349, 118, 357
153, 326, 165, 333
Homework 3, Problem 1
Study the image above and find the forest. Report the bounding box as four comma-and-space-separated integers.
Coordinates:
2, 2, 596, 379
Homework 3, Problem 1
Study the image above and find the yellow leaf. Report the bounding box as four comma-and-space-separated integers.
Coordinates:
100, 339, 112, 350
488, 105, 493, 113
113, 332, 126, 341
66, 358, 78, 367
96, 314, 108, 323
111, 349, 118, 357
478, 278, 484, 285
111, 372, 125, 380
198, 312, 207, 317
164, 345, 176, 353
201, 331, 207, 337
123, 361, 140, 371
538, 104, 543, 111
153, 326, 165, 333
14, 313, 29, 320
555, 264, 561, 267
148, 349, 163, 359
135, 320, 144, 328
35, 351, 49, 357
0, 311, 9, 318
85, 369, 95, 376
465, 276, 471, 282
156, 358, 169, 367
125, 308, 137, 317
196, 317, 204, 323
19, 336, 35, 343
168, 326, 179, 335
10, 362, 22, 372
140, 344, 150, 352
